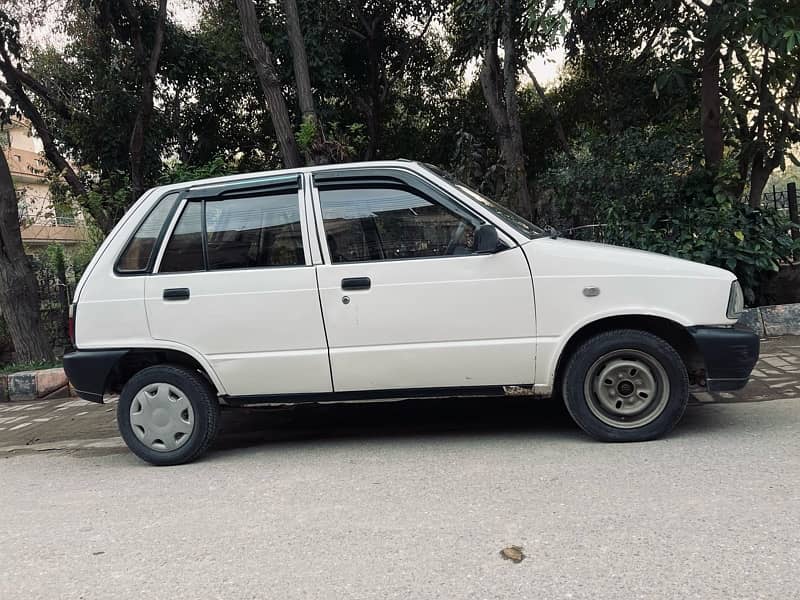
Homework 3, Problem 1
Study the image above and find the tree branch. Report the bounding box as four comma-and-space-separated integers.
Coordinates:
14, 67, 72, 120
524, 64, 571, 157
381, 11, 434, 104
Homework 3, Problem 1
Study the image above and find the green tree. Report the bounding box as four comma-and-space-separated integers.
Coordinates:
0, 13, 54, 362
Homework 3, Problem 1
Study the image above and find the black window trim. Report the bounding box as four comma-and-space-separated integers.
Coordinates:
155, 181, 309, 275
113, 190, 184, 276
185, 173, 301, 199
312, 168, 512, 265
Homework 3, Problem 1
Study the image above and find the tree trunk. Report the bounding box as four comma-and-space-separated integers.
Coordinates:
524, 64, 571, 158
234, 0, 302, 168
0, 148, 54, 363
282, 0, 315, 121
282, 0, 330, 164
500, 0, 534, 220
122, 0, 168, 203
364, 103, 380, 161
363, 32, 382, 161
700, 1, 723, 173
748, 151, 778, 209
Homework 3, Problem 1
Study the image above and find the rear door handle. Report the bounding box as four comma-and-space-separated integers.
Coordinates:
163, 288, 190, 301
341, 277, 371, 291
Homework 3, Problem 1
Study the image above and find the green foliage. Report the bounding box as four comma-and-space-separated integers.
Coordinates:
541, 125, 799, 304
295, 116, 318, 153
43, 243, 67, 276
0, 358, 62, 374
158, 156, 236, 185
6, 0, 798, 311
296, 119, 367, 164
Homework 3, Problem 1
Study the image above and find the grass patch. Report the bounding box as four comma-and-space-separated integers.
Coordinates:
0, 359, 63, 375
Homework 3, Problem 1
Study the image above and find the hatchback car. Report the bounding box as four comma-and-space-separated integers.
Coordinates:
64, 161, 759, 465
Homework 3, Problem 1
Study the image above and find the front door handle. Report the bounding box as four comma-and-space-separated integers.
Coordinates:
341, 277, 371, 291
163, 288, 190, 301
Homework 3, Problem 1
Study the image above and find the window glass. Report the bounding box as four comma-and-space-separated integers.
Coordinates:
116, 192, 179, 273
319, 187, 478, 263
419, 162, 543, 238
159, 202, 204, 273
206, 193, 304, 270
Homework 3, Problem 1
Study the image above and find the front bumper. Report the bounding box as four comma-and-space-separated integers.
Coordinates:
689, 326, 760, 392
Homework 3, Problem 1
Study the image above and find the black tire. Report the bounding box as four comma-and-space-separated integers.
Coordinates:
117, 364, 220, 465
562, 329, 689, 442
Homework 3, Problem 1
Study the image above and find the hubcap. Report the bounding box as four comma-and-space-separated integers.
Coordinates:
583, 349, 670, 429
129, 383, 195, 452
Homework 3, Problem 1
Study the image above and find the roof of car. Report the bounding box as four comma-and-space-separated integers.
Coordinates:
151, 159, 424, 197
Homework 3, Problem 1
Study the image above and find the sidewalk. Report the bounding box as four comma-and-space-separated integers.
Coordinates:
1, 336, 798, 456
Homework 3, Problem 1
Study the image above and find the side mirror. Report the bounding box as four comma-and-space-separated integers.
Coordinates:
474, 224, 499, 254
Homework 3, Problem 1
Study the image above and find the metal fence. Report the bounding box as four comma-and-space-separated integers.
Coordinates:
762, 182, 798, 220
32, 257, 74, 355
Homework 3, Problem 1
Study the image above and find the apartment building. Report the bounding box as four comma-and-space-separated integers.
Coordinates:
2, 118, 86, 247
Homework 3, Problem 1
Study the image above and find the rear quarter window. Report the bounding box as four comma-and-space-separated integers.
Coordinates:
116, 192, 180, 273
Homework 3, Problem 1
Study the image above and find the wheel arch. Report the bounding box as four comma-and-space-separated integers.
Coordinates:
106, 348, 223, 397
550, 314, 704, 396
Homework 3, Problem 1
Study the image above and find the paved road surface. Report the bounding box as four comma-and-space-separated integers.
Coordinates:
1, 338, 799, 599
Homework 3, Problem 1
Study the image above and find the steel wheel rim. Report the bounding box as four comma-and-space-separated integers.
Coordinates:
583, 349, 670, 429
129, 383, 195, 452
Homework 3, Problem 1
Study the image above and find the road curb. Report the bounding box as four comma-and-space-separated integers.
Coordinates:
738, 302, 800, 337
0, 368, 73, 402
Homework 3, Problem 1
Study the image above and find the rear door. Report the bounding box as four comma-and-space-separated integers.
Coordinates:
144, 175, 332, 397
310, 168, 537, 392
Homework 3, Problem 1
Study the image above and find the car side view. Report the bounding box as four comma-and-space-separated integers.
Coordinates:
63, 160, 760, 465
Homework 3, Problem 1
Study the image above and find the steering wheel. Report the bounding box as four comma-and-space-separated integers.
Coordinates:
445, 222, 467, 255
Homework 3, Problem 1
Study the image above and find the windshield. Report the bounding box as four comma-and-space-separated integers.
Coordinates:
455, 185, 543, 238
419, 163, 544, 238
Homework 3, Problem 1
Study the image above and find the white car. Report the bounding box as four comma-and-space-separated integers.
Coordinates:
64, 160, 759, 465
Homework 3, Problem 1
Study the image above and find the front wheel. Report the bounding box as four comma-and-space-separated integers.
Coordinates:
563, 329, 689, 442
117, 364, 220, 465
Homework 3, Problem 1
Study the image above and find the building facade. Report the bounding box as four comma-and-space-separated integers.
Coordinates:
2, 119, 86, 247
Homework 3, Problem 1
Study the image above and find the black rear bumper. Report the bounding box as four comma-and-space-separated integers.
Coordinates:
689, 327, 760, 392
63, 350, 129, 403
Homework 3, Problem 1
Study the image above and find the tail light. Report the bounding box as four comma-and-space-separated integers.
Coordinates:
68, 303, 76, 347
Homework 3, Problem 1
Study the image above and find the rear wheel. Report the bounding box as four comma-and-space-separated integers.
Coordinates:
563, 329, 689, 442
117, 364, 219, 465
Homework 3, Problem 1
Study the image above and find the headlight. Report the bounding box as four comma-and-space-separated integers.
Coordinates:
726, 280, 744, 319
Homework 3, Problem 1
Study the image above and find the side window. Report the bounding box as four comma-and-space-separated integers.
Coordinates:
158, 192, 305, 273
206, 193, 304, 270
116, 192, 179, 273
319, 187, 478, 263
159, 202, 204, 273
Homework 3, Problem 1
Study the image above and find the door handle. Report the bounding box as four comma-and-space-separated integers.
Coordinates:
163, 288, 190, 301
341, 277, 371, 291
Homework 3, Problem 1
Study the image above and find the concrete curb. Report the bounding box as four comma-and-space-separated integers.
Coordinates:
0, 368, 73, 402
737, 302, 800, 337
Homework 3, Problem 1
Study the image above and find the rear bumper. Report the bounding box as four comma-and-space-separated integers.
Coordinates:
689, 326, 760, 392
63, 350, 129, 403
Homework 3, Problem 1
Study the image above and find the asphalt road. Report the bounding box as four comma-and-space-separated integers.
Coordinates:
1, 337, 799, 599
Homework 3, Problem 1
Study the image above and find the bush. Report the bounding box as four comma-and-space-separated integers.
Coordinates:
540, 125, 800, 305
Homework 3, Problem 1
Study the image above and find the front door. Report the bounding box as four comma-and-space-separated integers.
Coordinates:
144, 178, 332, 397
311, 170, 537, 392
